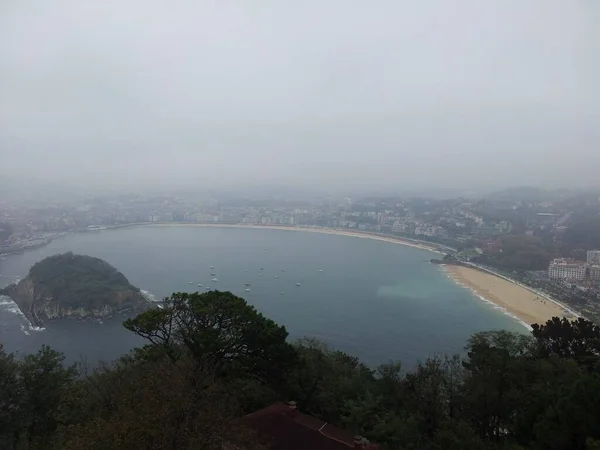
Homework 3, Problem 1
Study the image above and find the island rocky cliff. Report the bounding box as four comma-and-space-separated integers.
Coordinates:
0, 252, 151, 326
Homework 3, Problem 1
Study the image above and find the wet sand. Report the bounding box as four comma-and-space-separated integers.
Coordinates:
444, 265, 572, 327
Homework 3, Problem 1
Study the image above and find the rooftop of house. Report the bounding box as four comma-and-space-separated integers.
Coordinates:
243, 402, 379, 450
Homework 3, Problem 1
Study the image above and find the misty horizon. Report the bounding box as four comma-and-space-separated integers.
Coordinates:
1, 2, 599, 193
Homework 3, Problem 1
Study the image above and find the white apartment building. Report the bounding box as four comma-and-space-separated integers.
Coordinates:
590, 265, 600, 281
548, 258, 587, 281
587, 250, 600, 265
392, 221, 407, 233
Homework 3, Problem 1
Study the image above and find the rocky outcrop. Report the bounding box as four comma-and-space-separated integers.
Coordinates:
1, 279, 149, 327
0, 253, 151, 326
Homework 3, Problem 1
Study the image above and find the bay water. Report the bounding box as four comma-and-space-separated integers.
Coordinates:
0, 225, 524, 368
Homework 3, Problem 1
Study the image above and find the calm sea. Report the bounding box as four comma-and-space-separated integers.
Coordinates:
0, 225, 524, 368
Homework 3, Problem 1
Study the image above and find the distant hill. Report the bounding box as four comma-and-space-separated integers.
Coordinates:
485, 186, 600, 204
0, 253, 150, 326
485, 186, 564, 203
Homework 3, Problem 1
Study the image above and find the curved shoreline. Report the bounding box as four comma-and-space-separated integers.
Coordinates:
462, 262, 581, 319
2, 223, 452, 258
143, 223, 447, 254
145, 223, 572, 328
442, 264, 578, 328
6, 222, 572, 330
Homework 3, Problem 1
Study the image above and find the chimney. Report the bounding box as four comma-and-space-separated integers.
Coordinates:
354, 435, 367, 450
287, 400, 298, 417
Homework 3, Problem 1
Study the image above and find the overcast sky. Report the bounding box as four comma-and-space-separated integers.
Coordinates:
1, 1, 598, 194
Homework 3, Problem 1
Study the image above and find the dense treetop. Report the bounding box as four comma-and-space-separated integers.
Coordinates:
561, 216, 600, 253
26, 252, 140, 308
479, 235, 552, 271
1, 290, 600, 449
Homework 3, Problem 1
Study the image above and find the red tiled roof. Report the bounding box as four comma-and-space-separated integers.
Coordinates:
243, 403, 379, 450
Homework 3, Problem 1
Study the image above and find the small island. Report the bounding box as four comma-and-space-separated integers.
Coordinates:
0, 252, 150, 326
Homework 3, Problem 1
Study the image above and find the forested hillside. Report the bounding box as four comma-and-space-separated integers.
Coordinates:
1, 291, 599, 449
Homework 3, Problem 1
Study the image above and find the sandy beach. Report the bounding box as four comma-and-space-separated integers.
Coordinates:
140, 223, 569, 327
147, 223, 444, 253
444, 265, 573, 327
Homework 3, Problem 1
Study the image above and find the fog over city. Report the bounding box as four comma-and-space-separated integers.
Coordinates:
1, 1, 598, 195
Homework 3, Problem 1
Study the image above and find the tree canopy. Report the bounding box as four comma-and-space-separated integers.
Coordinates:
27, 252, 140, 308
1, 290, 600, 450
482, 235, 552, 270
561, 216, 600, 252
532, 316, 600, 366
124, 290, 297, 383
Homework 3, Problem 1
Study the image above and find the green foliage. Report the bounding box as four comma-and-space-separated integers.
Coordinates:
28, 252, 140, 309
53, 357, 262, 450
466, 330, 536, 357
0, 345, 76, 450
484, 235, 552, 270
282, 323, 600, 449
562, 217, 600, 252
0, 345, 20, 449
124, 290, 297, 384
283, 338, 375, 423
2, 299, 600, 450
532, 317, 600, 364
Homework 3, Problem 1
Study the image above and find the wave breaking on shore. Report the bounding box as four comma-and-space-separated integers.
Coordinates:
440, 268, 533, 331
0, 295, 45, 332
141, 289, 159, 303
439, 264, 571, 330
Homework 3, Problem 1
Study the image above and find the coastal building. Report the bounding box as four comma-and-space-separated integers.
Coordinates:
590, 265, 600, 281
587, 250, 600, 265
494, 220, 511, 233
392, 221, 407, 233
548, 258, 587, 281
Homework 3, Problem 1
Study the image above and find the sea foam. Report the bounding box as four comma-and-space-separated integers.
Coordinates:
141, 289, 159, 302
0, 295, 46, 332
439, 266, 532, 331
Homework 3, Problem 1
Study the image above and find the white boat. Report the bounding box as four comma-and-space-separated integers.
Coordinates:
296, 283, 301, 286
188, 281, 193, 284
205, 286, 211, 290
280, 291, 284, 295
275, 275, 279, 279
198, 284, 203, 287
245, 282, 251, 286
211, 277, 218, 282
319, 269, 323, 272
245, 288, 251, 292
